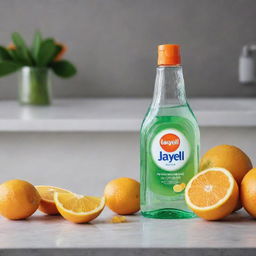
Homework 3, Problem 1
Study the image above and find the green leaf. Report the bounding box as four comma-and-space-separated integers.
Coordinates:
51, 60, 77, 78
53, 44, 62, 59
0, 46, 12, 61
17, 47, 34, 66
11, 32, 33, 66
12, 32, 28, 50
8, 49, 29, 66
0, 61, 21, 77
44, 44, 62, 64
31, 31, 42, 61
8, 50, 22, 63
37, 38, 56, 67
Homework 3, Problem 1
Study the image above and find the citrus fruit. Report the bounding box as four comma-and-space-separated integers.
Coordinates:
185, 168, 239, 220
111, 215, 127, 223
200, 145, 252, 184
104, 177, 140, 215
54, 192, 105, 223
241, 168, 256, 218
173, 183, 186, 193
0, 179, 41, 220
36, 185, 70, 215
234, 198, 242, 212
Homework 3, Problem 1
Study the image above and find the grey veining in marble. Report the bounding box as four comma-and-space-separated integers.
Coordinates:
0, 209, 255, 252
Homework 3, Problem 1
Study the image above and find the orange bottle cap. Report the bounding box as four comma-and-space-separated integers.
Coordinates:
158, 44, 181, 66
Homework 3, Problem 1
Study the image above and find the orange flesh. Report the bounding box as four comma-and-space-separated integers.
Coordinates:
39, 188, 56, 201
58, 193, 101, 213
188, 171, 230, 207
36, 186, 68, 202
111, 216, 127, 223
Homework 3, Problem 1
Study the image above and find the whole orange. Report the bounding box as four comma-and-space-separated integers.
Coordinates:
241, 168, 256, 217
104, 177, 140, 215
200, 145, 252, 184
0, 179, 41, 220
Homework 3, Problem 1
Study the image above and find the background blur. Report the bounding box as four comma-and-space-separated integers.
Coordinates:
0, 0, 255, 99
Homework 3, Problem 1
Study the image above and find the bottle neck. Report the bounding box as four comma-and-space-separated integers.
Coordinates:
151, 65, 187, 108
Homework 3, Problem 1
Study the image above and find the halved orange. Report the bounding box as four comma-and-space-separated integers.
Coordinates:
36, 185, 70, 215
54, 192, 105, 223
185, 168, 238, 220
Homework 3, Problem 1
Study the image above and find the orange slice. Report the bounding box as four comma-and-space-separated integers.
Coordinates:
54, 192, 105, 223
111, 215, 127, 223
185, 168, 238, 220
36, 185, 70, 215
173, 183, 186, 193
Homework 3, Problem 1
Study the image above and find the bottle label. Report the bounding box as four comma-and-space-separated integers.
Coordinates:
151, 129, 190, 171
143, 116, 197, 197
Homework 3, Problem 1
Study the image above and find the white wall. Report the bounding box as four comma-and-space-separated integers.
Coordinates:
0, 0, 256, 98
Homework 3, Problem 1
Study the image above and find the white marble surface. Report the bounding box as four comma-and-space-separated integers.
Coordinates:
0, 208, 255, 250
0, 98, 255, 131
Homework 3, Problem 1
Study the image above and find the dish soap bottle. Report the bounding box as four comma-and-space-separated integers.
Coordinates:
140, 44, 200, 219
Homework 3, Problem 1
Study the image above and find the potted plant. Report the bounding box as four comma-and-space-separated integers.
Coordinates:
0, 31, 77, 105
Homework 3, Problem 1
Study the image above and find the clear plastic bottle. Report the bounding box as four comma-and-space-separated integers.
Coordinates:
140, 44, 200, 219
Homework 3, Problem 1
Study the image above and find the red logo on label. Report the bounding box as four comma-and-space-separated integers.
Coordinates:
160, 133, 180, 152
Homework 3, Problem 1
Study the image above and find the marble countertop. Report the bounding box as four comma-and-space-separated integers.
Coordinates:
0, 98, 255, 132
0, 209, 256, 256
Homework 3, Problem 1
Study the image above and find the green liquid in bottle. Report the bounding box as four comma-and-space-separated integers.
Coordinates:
140, 45, 200, 219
